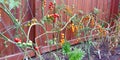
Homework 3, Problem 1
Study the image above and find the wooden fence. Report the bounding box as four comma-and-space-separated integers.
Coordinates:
0, 0, 119, 59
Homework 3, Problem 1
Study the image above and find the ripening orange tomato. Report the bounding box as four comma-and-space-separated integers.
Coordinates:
82, 15, 90, 26
96, 24, 102, 30
75, 25, 78, 31
99, 28, 103, 33
60, 39, 65, 46
61, 33, 65, 39
90, 17, 95, 28
83, 16, 90, 21
71, 23, 75, 32
79, 25, 83, 30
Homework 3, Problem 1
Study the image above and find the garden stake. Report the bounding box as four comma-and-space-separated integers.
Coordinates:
98, 49, 101, 59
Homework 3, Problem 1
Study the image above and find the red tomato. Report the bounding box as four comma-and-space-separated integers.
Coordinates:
54, 13, 59, 18
14, 38, 21, 42
34, 47, 39, 51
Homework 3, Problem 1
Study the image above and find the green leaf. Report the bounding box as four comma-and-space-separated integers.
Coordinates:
0, 0, 4, 3
26, 42, 32, 47
9, 0, 20, 10
93, 8, 99, 14
0, 0, 20, 10
68, 48, 85, 60
62, 41, 71, 54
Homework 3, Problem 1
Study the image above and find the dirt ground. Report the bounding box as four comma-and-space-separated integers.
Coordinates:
32, 43, 120, 60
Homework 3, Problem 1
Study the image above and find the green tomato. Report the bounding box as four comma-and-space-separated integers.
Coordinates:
26, 42, 32, 47
17, 43, 23, 48
22, 42, 27, 48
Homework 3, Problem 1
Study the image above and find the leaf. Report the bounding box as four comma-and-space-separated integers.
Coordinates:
0, 0, 4, 3
9, 0, 20, 10
93, 8, 99, 14
0, 0, 20, 9
68, 48, 85, 60
62, 41, 71, 54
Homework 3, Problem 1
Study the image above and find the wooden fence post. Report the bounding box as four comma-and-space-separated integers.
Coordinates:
109, 0, 119, 20
29, 0, 36, 43
109, 0, 119, 30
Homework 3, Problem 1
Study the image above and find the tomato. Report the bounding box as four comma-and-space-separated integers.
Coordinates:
54, 13, 59, 18
14, 38, 21, 42
96, 24, 102, 29
71, 23, 75, 32
49, 2, 53, 6
60, 39, 65, 46
34, 47, 39, 51
90, 18, 95, 28
61, 33, 65, 39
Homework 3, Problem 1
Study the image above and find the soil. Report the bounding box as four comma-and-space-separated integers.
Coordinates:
31, 42, 120, 60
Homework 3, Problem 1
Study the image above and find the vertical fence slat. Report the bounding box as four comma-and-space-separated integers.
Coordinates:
0, 0, 119, 59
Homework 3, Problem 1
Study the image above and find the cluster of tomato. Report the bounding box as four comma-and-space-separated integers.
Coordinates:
70, 23, 79, 33
81, 15, 95, 28
47, 13, 59, 23
48, 2, 54, 11
96, 24, 108, 37
14, 38, 39, 51
73, 15, 108, 37
60, 33, 65, 46
89, 16, 95, 28
83, 15, 108, 36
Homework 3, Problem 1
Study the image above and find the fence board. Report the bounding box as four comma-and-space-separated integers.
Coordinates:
34, 0, 113, 51
0, 0, 35, 57
0, 0, 119, 59
35, 0, 114, 50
